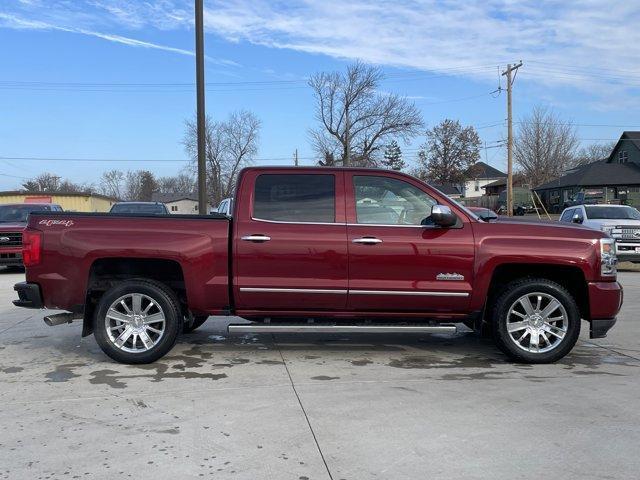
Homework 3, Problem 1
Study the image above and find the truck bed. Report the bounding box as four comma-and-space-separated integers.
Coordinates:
24, 211, 231, 317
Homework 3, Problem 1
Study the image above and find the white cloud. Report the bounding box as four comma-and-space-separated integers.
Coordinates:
0, 12, 196, 56
200, 0, 640, 93
1, 0, 638, 94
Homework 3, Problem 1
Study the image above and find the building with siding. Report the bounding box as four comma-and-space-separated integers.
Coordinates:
460, 162, 507, 198
533, 132, 640, 212
151, 193, 213, 214
0, 191, 117, 212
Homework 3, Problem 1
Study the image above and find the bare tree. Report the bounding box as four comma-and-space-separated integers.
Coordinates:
22, 173, 89, 193
99, 170, 125, 199
416, 119, 481, 184
123, 170, 158, 201
309, 61, 423, 167
157, 174, 196, 194
183, 110, 260, 204
514, 106, 579, 186
572, 142, 616, 167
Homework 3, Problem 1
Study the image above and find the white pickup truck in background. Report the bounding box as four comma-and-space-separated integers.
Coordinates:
560, 204, 640, 262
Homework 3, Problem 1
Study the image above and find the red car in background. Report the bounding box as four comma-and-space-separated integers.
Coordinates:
0, 203, 63, 267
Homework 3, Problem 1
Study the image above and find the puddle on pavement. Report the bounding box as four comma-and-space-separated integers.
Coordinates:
5, 329, 634, 390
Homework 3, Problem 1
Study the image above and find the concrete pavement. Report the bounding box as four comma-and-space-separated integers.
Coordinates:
0, 270, 638, 479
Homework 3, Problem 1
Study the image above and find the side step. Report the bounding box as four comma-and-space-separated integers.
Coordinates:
228, 324, 457, 334
44, 313, 80, 327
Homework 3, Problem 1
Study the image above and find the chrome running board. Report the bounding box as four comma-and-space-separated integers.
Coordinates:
227, 324, 457, 334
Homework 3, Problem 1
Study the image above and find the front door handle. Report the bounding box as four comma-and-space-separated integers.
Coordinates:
241, 235, 271, 242
352, 237, 383, 245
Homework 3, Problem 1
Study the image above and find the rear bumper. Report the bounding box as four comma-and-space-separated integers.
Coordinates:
13, 282, 43, 309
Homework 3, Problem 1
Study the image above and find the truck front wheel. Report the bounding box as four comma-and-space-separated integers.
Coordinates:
93, 280, 182, 364
492, 278, 581, 363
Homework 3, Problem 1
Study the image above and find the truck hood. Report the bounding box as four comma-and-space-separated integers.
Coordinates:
475, 218, 607, 240
587, 219, 640, 227
0, 222, 26, 230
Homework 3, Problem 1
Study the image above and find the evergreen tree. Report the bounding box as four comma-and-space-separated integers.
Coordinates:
382, 140, 405, 171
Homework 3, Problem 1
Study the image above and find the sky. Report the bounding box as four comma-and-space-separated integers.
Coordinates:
1, 0, 639, 190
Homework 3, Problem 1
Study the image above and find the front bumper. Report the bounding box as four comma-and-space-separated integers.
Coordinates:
0, 251, 22, 266
13, 282, 43, 309
590, 318, 617, 339
588, 281, 623, 339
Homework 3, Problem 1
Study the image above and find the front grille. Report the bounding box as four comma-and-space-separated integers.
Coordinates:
0, 232, 22, 248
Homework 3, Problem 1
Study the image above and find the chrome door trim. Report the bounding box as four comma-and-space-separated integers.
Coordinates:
240, 287, 348, 294
251, 216, 344, 226
240, 287, 467, 297
347, 223, 432, 228
349, 290, 469, 297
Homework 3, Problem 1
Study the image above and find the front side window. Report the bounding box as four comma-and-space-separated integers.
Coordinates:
353, 175, 437, 225
560, 208, 575, 222
254, 174, 335, 223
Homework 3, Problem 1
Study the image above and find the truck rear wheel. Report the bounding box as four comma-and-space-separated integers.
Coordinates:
492, 278, 581, 363
93, 279, 182, 364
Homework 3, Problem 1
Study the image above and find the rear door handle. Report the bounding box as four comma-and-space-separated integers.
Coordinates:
352, 237, 383, 245
241, 235, 271, 242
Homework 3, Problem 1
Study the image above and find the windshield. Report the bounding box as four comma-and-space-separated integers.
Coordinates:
0, 204, 52, 223
110, 203, 166, 214
585, 206, 640, 220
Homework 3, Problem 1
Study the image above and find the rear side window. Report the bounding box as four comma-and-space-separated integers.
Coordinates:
560, 208, 574, 222
254, 174, 335, 223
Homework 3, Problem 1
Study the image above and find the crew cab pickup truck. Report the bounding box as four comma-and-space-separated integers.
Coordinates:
560, 204, 640, 263
13, 167, 623, 364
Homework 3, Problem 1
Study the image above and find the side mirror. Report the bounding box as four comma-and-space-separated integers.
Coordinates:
572, 213, 583, 224
477, 209, 498, 222
430, 205, 458, 227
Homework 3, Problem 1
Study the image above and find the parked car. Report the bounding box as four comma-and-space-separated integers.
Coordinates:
109, 202, 168, 215
14, 167, 621, 365
216, 198, 233, 216
467, 207, 498, 222
559, 204, 640, 262
495, 187, 531, 215
0, 203, 63, 267
562, 190, 601, 210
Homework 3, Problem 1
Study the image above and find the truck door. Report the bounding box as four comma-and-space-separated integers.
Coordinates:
345, 172, 474, 313
234, 170, 348, 311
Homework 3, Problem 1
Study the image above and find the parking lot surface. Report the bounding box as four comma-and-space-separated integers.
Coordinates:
1, 269, 639, 480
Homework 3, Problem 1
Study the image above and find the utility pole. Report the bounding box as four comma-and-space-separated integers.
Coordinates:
501, 61, 523, 217
294, 149, 299, 166
344, 105, 350, 167
195, 0, 207, 214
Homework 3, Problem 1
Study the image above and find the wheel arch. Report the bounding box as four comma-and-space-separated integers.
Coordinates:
481, 263, 589, 329
82, 257, 186, 337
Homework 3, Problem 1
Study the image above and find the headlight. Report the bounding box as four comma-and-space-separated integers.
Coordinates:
600, 238, 617, 277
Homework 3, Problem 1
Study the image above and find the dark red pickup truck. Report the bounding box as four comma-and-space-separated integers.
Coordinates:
13, 167, 623, 364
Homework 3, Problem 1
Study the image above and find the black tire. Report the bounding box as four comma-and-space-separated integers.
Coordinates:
183, 315, 208, 333
492, 278, 581, 363
93, 279, 182, 364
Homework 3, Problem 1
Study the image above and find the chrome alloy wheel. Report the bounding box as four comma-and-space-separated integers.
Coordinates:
506, 292, 568, 354
104, 293, 166, 353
